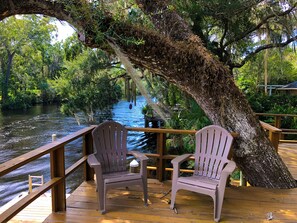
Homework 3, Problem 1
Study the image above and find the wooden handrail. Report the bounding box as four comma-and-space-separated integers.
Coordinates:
0, 178, 62, 223
126, 127, 239, 137
126, 127, 197, 134
260, 121, 281, 151
0, 126, 95, 177
0, 126, 95, 222
256, 113, 297, 143
127, 127, 238, 181
260, 121, 282, 133
256, 113, 297, 118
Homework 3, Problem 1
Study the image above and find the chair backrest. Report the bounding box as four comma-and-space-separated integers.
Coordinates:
194, 125, 233, 180
92, 121, 128, 174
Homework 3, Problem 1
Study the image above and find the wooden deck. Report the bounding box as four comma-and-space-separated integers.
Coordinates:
43, 180, 297, 223
7, 143, 297, 223
278, 143, 297, 179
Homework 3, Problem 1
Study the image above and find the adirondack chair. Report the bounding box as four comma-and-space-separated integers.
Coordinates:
87, 121, 148, 214
170, 125, 236, 222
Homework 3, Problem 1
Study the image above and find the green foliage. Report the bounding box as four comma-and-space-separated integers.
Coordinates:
51, 48, 122, 123
59, 74, 121, 115
110, 0, 153, 27
143, 74, 211, 154
0, 15, 63, 108
235, 48, 297, 93
172, 0, 297, 68
165, 98, 211, 154
1, 92, 36, 110
0, 14, 129, 118
63, 35, 84, 61
247, 93, 297, 130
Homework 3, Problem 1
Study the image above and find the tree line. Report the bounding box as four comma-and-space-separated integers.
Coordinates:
0, 15, 122, 123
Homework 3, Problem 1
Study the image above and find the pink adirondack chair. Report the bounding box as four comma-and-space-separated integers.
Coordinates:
170, 125, 236, 222
87, 121, 148, 214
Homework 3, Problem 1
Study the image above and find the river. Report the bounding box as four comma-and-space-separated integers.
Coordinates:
0, 96, 151, 207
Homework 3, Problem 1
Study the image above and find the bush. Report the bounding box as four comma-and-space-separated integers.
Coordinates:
247, 93, 297, 130
1, 92, 37, 110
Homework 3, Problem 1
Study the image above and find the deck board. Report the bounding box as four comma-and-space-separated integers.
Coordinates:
278, 143, 297, 179
6, 144, 297, 223
44, 180, 297, 223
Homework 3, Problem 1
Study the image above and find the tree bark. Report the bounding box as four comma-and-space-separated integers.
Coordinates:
1, 50, 14, 104
0, 0, 296, 188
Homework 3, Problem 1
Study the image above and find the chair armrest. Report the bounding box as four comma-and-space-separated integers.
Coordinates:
87, 154, 101, 167
222, 160, 236, 175
219, 160, 236, 186
171, 154, 192, 167
171, 154, 192, 185
129, 150, 148, 177
87, 154, 103, 182
129, 150, 149, 161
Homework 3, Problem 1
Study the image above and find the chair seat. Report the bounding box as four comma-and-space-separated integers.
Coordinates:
178, 174, 219, 190
103, 171, 142, 184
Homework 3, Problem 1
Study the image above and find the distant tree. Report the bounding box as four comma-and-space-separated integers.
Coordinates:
51, 47, 122, 123
235, 48, 297, 94
0, 15, 57, 106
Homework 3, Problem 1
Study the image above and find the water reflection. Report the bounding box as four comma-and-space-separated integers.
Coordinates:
0, 96, 153, 207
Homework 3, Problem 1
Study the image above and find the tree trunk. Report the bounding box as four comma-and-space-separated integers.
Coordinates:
1, 51, 14, 104
0, 0, 296, 188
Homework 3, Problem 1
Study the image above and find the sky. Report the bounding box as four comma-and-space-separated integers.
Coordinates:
54, 20, 75, 42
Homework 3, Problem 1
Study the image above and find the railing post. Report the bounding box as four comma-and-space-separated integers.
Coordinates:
156, 132, 166, 182
83, 131, 94, 181
50, 146, 66, 212
274, 116, 281, 128
269, 130, 281, 152
240, 171, 247, 186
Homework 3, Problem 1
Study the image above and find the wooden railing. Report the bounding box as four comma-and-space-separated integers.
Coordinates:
256, 113, 297, 143
259, 121, 281, 152
0, 126, 95, 223
126, 127, 198, 182
127, 127, 240, 181
0, 122, 281, 222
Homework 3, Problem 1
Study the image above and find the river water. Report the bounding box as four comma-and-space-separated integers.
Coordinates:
0, 96, 151, 207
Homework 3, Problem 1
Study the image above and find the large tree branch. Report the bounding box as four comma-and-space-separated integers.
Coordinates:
230, 34, 297, 69
223, 2, 297, 48
0, 0, 70, 21
135, 0, 203, 44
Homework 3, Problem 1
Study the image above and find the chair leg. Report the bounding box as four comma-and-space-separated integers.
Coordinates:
170, 186, 178, 209
214, 190, 224, 223
97, 186, 106, 214
142, 178, 148, 206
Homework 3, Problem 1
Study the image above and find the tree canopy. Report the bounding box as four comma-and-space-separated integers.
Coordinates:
0, 15, 57, 108
173, 0, 297, 69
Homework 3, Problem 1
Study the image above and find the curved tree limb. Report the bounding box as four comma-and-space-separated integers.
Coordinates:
231, 34, 297, 68
223, 2, 297, 48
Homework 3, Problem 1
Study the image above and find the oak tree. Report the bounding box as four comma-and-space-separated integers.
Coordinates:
0, 0, 296, 188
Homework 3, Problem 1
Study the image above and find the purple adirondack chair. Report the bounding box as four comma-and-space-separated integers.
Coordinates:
87, 121, 148, 214
170, 125, 236, 222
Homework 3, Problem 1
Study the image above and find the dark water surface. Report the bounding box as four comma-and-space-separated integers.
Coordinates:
0, 96, 149, 207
